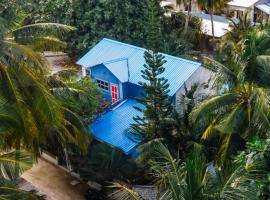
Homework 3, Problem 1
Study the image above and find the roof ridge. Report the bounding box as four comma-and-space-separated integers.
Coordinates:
161, 53, 201, 65
102, 38, 146, 51
103, 57, 128, 65
102, 38, 200, 66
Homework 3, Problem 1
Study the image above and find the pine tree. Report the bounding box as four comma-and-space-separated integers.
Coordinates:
131, 0, 172, 141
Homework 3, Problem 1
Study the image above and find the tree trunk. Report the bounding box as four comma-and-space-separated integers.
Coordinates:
184, 0, 192, 33
210, 10, 215, 48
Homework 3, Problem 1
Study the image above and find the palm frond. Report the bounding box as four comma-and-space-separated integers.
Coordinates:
201, 121, 217, 140
1, 41, 46, 70
190, 93, 237, 125
50, 68, 79, 80
12, 23, 75, 39
203, 57, 237, 83
256, 55, 270, 87
30, 36, 67, 51
107, 182, 143, 200
135, 138, 164, 164
215, 104, 247, 134
0, 183, 42, 200
0, 150, 33, 181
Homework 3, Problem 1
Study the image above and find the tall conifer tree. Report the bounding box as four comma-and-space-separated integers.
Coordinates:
132, 0, 172, 141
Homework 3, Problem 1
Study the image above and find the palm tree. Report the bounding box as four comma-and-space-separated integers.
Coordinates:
217, 23, 270, 87
227, 12, 253, 42
0, 2, 89, 157
197, 0, 228, 46
217, 12, 252, 63
154, 142, 267, 200
110, 142, 268, 200
190, 57, 269, 161
191, 24, 270, 162
239, 28, 270, 85
176, 0, 195, 34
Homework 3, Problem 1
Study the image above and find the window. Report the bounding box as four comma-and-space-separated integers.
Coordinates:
96, 79, 109, 91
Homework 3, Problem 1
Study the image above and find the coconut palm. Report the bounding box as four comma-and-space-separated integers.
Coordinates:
0, 2, 89, 157
191, 25, 270, 162
109, 142, 268, 200
176, 0, 195, 34
0, 5, 74, 68
227, 12, 253, 42
190, 57, 270, 161
239, 28, 270, 85
217, 24, 270, 88
197, 0, 228, 46
217, 12, 253, 63
149, 144, 267, 200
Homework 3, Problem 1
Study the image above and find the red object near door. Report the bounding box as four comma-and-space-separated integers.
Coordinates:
111, 85, 118, 103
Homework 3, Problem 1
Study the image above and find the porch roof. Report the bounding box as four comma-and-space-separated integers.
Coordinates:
89, 99, 144, 154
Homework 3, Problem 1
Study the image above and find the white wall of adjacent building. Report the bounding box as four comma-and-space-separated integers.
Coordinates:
175, 66, 215, 112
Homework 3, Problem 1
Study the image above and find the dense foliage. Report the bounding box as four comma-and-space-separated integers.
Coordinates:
30, 0, 202, 58
48, 69, 101, 118
0, 1, 99, 197
4, 1, 270, 200
31, 0, 149, 57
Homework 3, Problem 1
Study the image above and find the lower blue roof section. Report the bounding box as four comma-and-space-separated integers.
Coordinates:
90, 99, 144, 154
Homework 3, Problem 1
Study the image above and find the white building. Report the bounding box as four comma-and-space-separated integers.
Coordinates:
161, 0, 270, 38
228, 0, 270, 23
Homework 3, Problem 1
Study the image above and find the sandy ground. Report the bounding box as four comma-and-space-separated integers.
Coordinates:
22, 159, 88, 200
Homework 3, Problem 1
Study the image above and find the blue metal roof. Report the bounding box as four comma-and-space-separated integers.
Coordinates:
77, 38, 201, 96
90, 99, 144, 154
104, 58, 129, 82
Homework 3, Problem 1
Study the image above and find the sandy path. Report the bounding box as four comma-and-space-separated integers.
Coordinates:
22, 159, 88, 200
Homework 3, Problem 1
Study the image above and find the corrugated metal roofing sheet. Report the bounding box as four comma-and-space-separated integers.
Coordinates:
191, 13, 238, 38
77, 38, 201, 96
104, 58, 129, 82
90, 99, 144, 154
228, 0, 259, 8
256, 3, 270, 15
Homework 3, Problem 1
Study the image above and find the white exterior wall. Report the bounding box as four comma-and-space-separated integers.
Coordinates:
228, 0, 265, 23
82, 67, 86, 77
175, 66, 215, 111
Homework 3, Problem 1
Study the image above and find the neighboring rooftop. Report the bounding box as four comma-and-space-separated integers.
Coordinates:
160, 0, 174, 8
133, 185, 158, 200
256, 2, 270, 15
90, 99, 144, 154
228, 0, 260, 8
77, 38, 201, 96
191, 12, 238, 38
